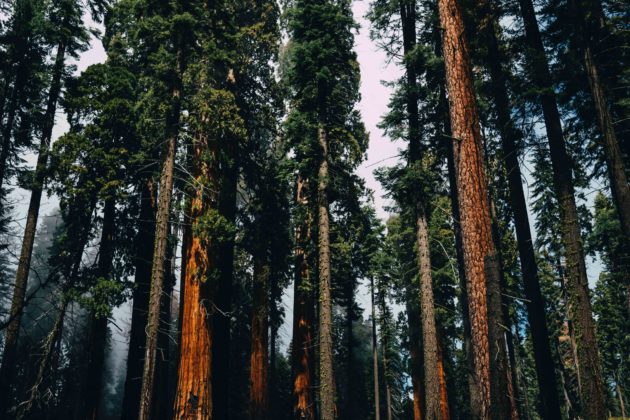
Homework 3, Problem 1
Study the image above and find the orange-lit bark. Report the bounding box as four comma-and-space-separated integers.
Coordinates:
292, 176, 315, 420
437, 338, 450, 420
250, 258, 269, 419
173, 135, 216, 420
406, 298, 423, 420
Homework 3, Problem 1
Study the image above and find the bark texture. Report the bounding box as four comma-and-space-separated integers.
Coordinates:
292, 176, 315, 420
250, 258, 270, 420
438, 0, 497, 416
317, 124, 335, 420
516, 0, 606, 417
121, 176, 156, 420
477, 3, 562, 417
139, 63, 182, 419
172, 130, 214, 420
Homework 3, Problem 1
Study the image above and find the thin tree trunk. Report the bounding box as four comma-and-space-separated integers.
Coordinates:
292, 176, 315, 420
250, 255, 270, 420
139, 48, 183, 419
0, 39, 66, 419
0, 63, 26, 193
83, 198, 117, 420
121, 176, 156, 420
378, 290, 393, 420
371, 277, 381, 420
516, 0, 606, 417
406, 297, 424, 420
438, 0, 501, 415
317, 124, 335, 420
476, 3, 563, 417
416, 208, 442, 420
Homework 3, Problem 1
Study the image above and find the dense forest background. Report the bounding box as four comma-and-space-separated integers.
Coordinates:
0, 0, 628, 419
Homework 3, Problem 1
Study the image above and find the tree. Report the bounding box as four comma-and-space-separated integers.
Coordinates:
515, 0, 606, 416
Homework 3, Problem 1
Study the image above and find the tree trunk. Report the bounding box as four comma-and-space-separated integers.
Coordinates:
0, 39, 66, 419
139, 51, 183, 419
437, 335, 450, 420
485, 255, 513, 420
292, 176, 315, 420
516, 0, 606, 417
371, 277, 381, 420
438, 0, 499, 415
121, 176, 156, 420
406, 297, 424, 420
172, 131, 215, 419
378, 290, 393, 420
477, 3, 563, 417
83, 198, 116, 420
0, 60, 27, 193
317, 124, 335, 420
211, 132, 238, 420
250, 256, 270, 420
416, 208, 442, 420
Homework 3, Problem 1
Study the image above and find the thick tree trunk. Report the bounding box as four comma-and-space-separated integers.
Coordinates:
477, 3, 563, 417
438, 0, 500, 416
371, 278, 381, 420
139, 59, 183, 419
0, 39, 66, 419
416, 208, 442, 420
172, 132, 215, 420
250, 256, 270, 420
292, 176, 315, 420
516, 0, 606, 417
317, 124, 335, 420
121, 176, 156, 419
211, 133, 238, 420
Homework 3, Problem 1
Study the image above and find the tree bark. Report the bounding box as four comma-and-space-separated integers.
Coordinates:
121, 176, 156, 420
406, 297, 424, 420
317, 124, 335, 420
371, 277, 381, 420
292, 176, 315, 420
437, 334, 450, 420
438, 0, 499, 416
0, 39, 66, 419
211, 132, 238, 420
516, 0, 606, 417
476, 3, 563, 417
250, 256, 270, 420
139, 51, 183, 419
172, 131, 215, 420
416, 208, 443, 420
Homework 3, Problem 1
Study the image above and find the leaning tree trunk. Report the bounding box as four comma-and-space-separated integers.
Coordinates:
437, 0, 507, 416
172, 130, 216, 420
292, 176, 316, 420
317, 124, 335, 420
139, 48, 183, 419
517, 0, 606, 417
250, 255, 270, 419
477, 3, 562, 417
0, 39, 66, 418
121, 176, 156, 420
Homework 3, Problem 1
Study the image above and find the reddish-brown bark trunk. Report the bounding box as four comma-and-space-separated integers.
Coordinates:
250, 258, 270, 420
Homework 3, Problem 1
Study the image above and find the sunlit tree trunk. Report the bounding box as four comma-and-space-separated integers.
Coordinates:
172, 131, 216, 420
438, 0, 506, 415
250, 256, 270, 419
